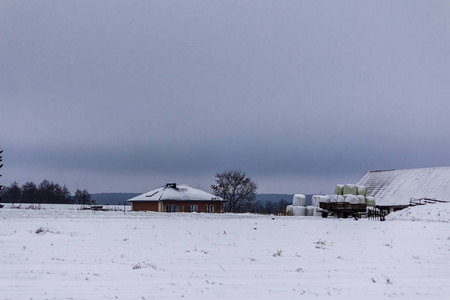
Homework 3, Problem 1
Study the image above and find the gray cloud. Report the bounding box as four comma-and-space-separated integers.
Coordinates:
1, 1, 450, 194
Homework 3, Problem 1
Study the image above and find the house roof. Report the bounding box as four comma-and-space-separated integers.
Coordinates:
357, 166, 450, 206
128, 183, 225, 202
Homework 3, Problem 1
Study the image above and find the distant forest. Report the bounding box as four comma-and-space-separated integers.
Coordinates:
0, 180, 92, 205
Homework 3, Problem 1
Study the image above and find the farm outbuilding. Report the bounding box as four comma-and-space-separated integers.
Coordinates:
128, 183, 226, 213
357, 167, 450, 213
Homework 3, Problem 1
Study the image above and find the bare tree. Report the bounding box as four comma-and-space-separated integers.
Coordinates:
211, 170, 257, 213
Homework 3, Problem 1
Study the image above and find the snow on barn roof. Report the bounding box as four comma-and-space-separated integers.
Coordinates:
357, 166, 450, 206
128, 183, 224, 202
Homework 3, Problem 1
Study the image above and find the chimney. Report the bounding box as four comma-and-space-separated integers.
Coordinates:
166, 183, 177, 189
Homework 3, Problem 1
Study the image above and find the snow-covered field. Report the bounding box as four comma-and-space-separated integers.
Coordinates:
1, 204, 449, 299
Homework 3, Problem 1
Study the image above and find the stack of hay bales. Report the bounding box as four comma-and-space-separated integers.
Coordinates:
288, 184, 376, 217
336, 184, 375, 206
287, 193, 330, 217
286, 194, 307, 216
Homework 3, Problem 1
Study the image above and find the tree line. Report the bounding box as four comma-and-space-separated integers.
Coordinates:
0, 180, 92, 205
250, 199, 289, 215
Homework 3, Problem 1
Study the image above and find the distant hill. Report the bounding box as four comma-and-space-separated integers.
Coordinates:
91, 193, 313, 206
255, 194, 313, 206
91, 193, 139, 205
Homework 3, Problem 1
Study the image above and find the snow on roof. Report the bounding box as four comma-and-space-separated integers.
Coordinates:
128, 183, 224, 202
357, 167, 450, 206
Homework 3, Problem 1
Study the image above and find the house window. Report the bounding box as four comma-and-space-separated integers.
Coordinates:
205, 204, 214, 213
165, 205, 176, 212
189, 205, 198, 212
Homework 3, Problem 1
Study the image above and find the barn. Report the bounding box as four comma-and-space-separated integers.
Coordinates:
128, 183, 226, 213
357, 166, 450, 213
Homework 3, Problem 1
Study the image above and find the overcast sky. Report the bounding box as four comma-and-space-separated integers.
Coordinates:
1, 1, 450, 194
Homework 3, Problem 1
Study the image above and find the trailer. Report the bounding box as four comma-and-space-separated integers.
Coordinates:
319, 202, 367, 218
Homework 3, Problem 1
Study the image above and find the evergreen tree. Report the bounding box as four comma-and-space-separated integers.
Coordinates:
21, 182, 38, 203
74, 189, 91, 205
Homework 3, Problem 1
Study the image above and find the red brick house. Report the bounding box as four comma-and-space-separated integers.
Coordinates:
128, 183, 226, 213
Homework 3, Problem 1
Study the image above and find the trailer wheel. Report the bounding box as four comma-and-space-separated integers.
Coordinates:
338, 212, 344, 218
342, 212, 349, 219
322, 211, 328, 218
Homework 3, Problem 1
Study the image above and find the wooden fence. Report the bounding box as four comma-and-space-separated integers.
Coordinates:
410, 198, 449, 206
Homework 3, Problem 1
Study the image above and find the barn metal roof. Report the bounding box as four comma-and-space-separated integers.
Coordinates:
128, 183, 224, 202
357, 167, 450, 206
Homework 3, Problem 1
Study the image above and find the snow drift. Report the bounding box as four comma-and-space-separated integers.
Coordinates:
386, 203, 450, 223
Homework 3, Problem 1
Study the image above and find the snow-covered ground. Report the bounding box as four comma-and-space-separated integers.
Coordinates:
0, 204, 449, 299
386, 203, 450, 223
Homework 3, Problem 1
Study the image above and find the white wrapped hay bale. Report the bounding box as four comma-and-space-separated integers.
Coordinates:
366, 197, 376, 207
286, 205, 294, 215
313, 207, 320, 216
293, 194, 307, 206
345, 194, 360, 204
356, 185, 367, 197
321, 195, 331, 203
343, 184, 358, 195
331, 195, 344, 202
335, 184, 344, 195
312, 195, 320, 207
306, 206, 317, 216
312, 195, 330, 207
293, 206, 306, 216
356, 195, 366, 204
